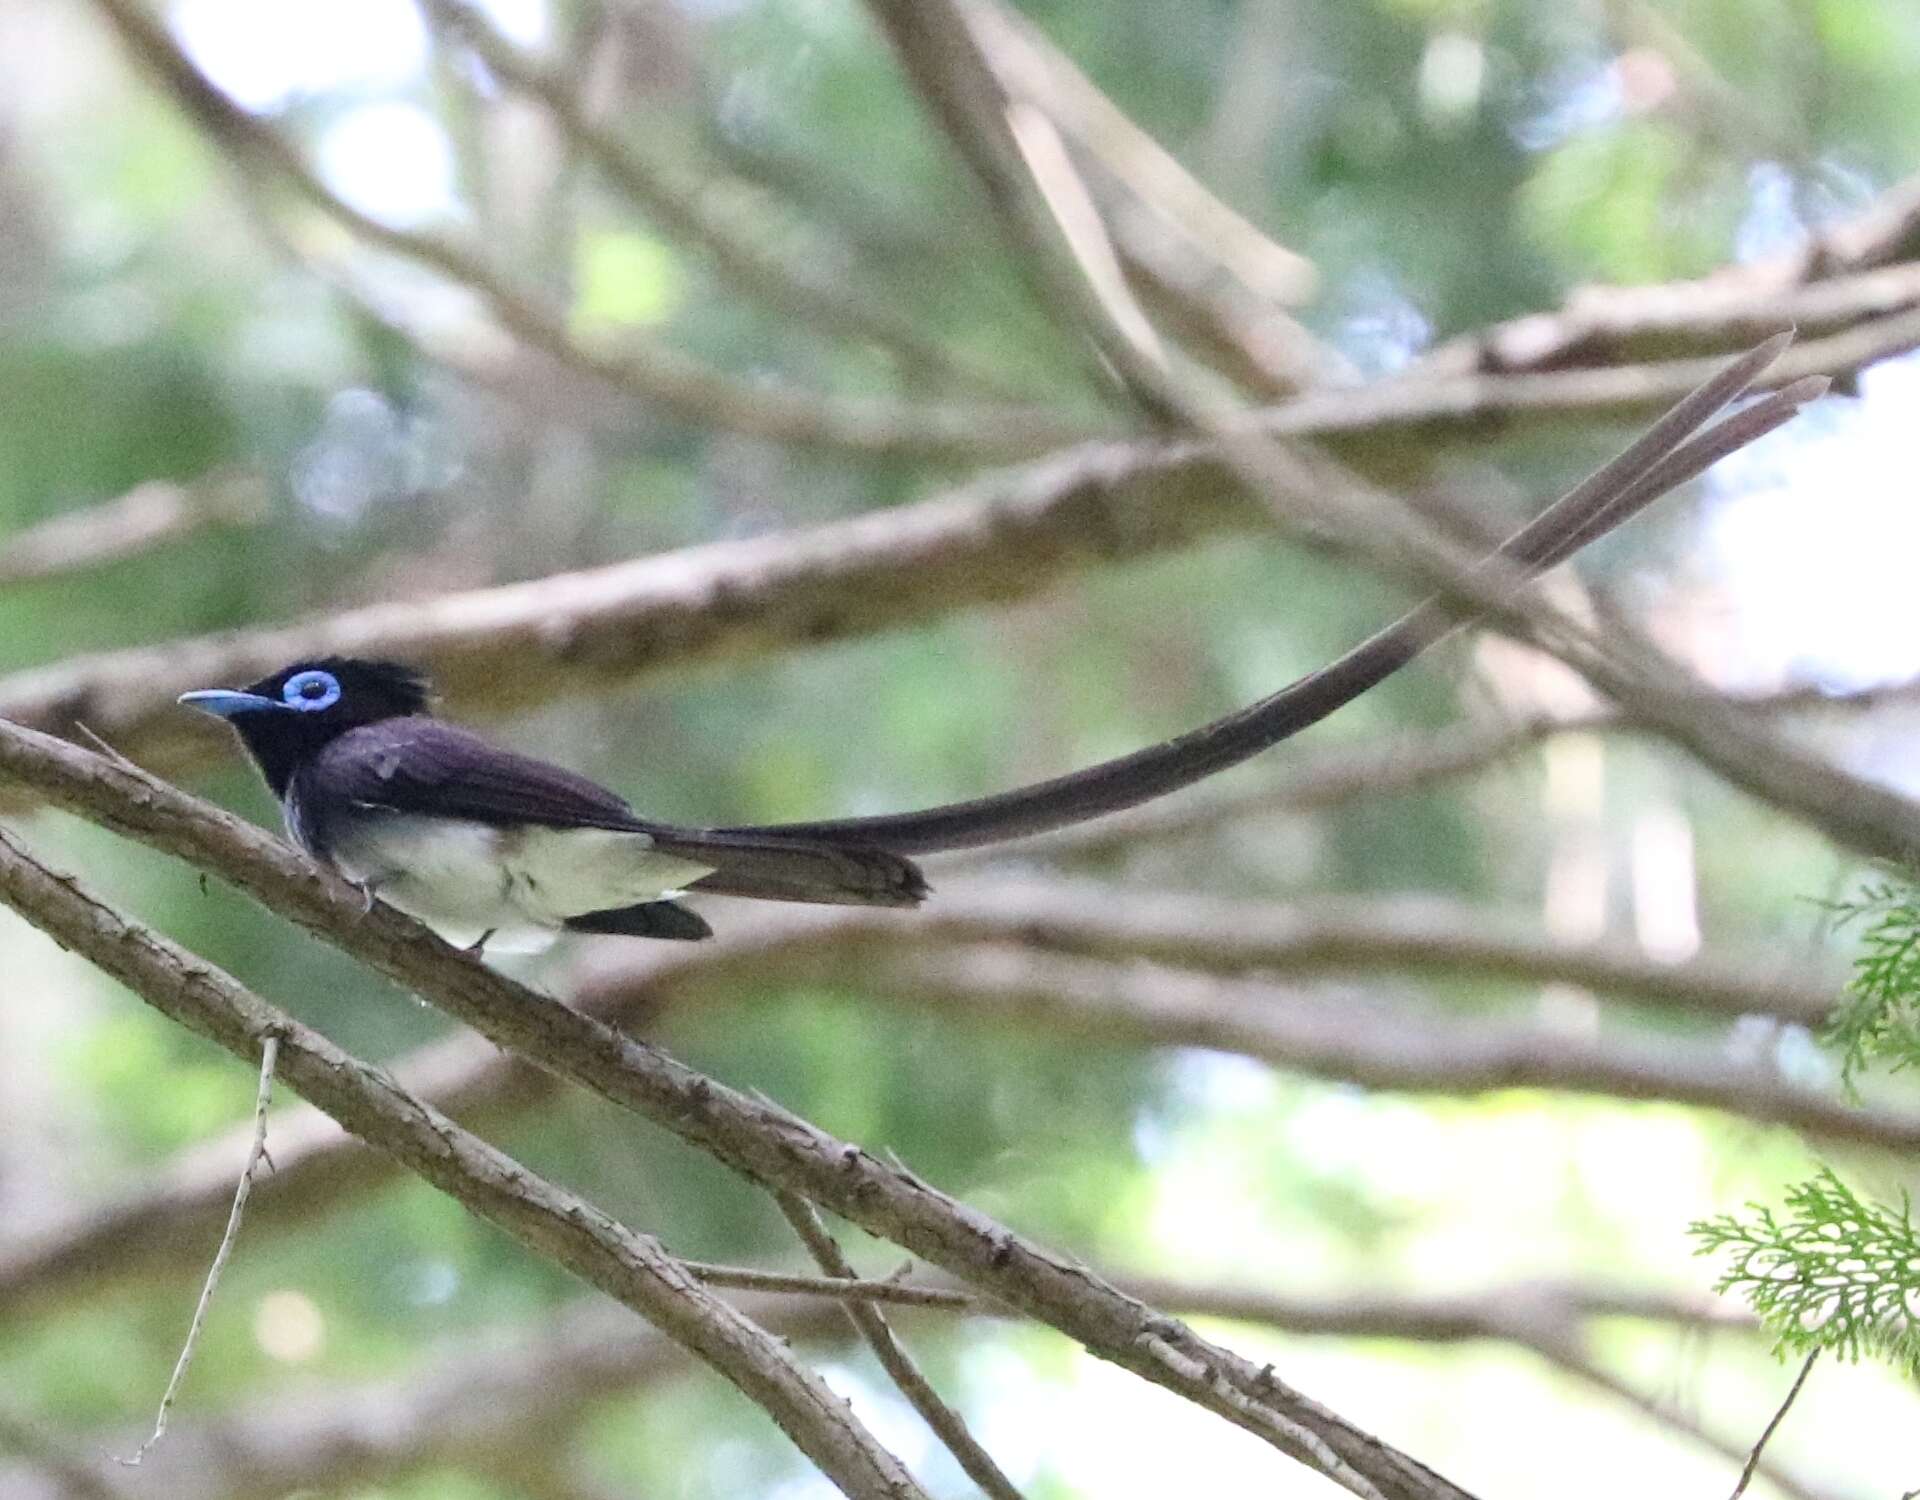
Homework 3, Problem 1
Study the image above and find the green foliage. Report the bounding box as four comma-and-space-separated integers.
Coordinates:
1820, 876, 1920, 1085
1692, 1169, 1920, 1373
1693, 871, 1920, 1379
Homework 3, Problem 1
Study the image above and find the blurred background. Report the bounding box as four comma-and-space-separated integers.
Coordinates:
1, 0, 1918, 1496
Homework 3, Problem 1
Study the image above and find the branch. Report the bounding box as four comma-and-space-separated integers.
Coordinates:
0, 433, 1260, 789
118, 1035, 278, 1467
856, 944, 1914, 1152
0, 827, 931, 1500
0, 724, 1473, 1500
961, 0, 1335, 395
0, 879, 1838, 1323
904, 879, 1842, 1026
860, 0, 1179, 418
776, 1191, 1028, 1500
3, 318, 1905, 807
0, 470, 264, 589
1421, 168, 1920, 378
88, 0, 1090, 463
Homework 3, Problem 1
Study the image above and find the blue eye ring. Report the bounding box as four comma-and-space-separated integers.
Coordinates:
282, 669, 342, 712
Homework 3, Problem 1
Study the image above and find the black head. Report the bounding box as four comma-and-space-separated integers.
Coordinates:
180, 656, 433, 795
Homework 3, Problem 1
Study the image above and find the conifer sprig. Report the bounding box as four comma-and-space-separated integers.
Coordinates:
1692, 1169, 1920, 1372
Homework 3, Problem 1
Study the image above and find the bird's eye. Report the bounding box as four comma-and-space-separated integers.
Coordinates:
282, 670, 342, 712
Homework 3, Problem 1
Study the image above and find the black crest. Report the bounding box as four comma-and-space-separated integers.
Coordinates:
203, 656, 435, 796
239, 656, 432, 718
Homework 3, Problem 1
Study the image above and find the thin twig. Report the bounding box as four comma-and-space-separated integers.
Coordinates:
689, 1261, 980, 1310
774, 1191, 1028, 1500
1728, 1351, 1819, 1500
118, 1033, 279, 1466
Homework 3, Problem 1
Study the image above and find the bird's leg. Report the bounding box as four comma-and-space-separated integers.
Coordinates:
463, 929, 495, 957
352, 878, 380, 916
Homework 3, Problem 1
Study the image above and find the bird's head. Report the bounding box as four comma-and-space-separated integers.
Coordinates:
180, 656, 432, 794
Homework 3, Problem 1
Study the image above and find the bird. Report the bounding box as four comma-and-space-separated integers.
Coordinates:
179, 656, 926, 953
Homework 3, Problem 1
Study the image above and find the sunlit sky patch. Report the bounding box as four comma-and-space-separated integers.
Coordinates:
314, 101, 457, 225
169, 0, 544, 226
171, 0, 432, 111
1703, 350, 1920, 691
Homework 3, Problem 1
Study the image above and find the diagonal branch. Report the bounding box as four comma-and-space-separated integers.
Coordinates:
959, 0, 1332, 395
860, 0, 1179, 417
0, 826, 931, 1500
776, 1190, 1028, 1500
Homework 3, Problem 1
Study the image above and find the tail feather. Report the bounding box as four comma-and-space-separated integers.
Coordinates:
566, 899, 713, 941
647, 829, 928, 909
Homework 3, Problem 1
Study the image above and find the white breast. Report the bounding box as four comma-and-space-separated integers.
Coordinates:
326, 812, 714, 954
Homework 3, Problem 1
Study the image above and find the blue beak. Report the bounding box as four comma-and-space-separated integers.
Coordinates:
178, 689, 285, 719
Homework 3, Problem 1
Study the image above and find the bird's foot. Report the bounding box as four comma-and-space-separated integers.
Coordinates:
462, 928, 496, 957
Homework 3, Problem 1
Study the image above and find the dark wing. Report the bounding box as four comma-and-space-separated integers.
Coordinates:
309, 718, 927, 909
310, 717, 640, 830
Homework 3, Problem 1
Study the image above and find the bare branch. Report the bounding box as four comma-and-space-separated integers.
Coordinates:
1421, 167, 1920, 379
0, 320, 1905, 809
0, 826, 931, 1500
0, 435, 1259, 789
1727, 1352, 1820, 1500
905, 879, 1842, 1026
776, 1190, 1028, 1500
0, 470, 264, 589
860, 944, 1910, 1152
962, 0, 1334, 395
861, 0, 1179, 417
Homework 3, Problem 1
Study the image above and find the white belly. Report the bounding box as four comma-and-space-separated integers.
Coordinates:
327, 814, 713, 953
